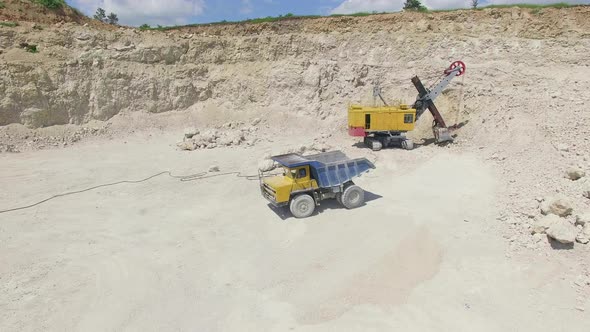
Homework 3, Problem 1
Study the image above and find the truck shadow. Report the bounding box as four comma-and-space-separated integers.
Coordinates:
267, 191, 383, 221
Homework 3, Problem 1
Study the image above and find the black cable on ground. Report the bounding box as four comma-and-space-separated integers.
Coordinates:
0, 170, 260, 214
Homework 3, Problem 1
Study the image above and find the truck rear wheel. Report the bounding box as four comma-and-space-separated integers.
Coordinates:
341, 185, 365, 209
290, 194, 315, 218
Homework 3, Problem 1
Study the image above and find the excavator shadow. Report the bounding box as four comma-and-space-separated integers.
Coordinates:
267, 190, 383, 221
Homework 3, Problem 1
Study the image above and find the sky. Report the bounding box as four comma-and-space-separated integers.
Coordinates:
66, 0, 590, 27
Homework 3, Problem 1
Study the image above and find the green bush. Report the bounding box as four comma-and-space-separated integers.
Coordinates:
0, 2, 6, 9
35, 0, 65, 9
0, 21, 19, 27
404, 0, 427, 12
139, 24, 151, 30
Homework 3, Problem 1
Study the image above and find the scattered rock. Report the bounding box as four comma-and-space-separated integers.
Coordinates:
575, 212, 590, 226
540, 195, 573, 217
75, 32, 92, 41
546, 222, 578, 244
113, 44, 135, 52
208, 165, 220, 172
250, 117, 261, 126
583, 186, 590, 199
555, 143, 569, 152
532, 215, 560, 234
565, 167, 585, 180
184, 127, 199, 139
177, 140, 196, 151
576, 224, 590, 244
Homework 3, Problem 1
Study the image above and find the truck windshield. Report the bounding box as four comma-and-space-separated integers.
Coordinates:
283, 167, 294, 178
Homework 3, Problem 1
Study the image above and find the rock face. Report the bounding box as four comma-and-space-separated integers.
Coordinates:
546, 222, 578, 244
1, 8, 589, 129
532, 215, 560, 234
565, 167, 585, 180
540, 195, 573, 217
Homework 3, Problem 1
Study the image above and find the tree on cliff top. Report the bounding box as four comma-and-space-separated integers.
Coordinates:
94, 7, 119, 25
403, 0, 427, 11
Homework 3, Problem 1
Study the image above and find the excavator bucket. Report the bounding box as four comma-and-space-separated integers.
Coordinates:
433, 127, 453, 143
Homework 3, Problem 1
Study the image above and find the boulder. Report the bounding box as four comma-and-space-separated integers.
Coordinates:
555, 143, 569, 152
532, 215, 560, 234
583, 186, 590, 199
576, 224, 590, 244
177, 140, 196, 151
565, 167, 585, 180
575, 212, 590, 226
546, 222, 578, 244
184, 127, 199, 139
540, 195, 573, 217
208, 165, 220, 172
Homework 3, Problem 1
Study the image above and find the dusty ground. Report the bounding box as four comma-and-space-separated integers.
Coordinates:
1, 131, 589, 331
2, 2, 590, 330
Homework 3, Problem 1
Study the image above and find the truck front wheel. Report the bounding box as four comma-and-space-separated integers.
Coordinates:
341, 185, 365, 209
290, 194, 315, 218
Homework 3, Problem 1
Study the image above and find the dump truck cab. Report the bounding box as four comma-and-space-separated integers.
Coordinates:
260, 151, 375, 218
262, 165, 319, 205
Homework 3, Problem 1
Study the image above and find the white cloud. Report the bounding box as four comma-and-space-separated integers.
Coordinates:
240, 0, 253, 14
331, 0, 405, 14
331, 0, 590, 13
70, 0, 206, 26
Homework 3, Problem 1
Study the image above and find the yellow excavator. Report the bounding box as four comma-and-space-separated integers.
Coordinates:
348, 61, 466, 151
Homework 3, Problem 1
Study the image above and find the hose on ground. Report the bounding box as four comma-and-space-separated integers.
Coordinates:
0, 170, 260, 214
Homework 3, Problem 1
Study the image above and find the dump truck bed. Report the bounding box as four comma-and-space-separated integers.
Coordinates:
271, 151, 375, 188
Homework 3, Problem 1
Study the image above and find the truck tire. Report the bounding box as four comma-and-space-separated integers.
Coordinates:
336, 192, 343, 205
341, 185, 365, 209
290, 194, 315, 218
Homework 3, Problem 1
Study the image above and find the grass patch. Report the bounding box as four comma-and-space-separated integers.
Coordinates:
0, 21, 18, 27
0, 1, 5, 9
20, 43, 38, 53
34, 0, 65, 9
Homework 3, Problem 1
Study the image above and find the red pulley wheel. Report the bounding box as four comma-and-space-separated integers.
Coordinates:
444, 60, 466, 77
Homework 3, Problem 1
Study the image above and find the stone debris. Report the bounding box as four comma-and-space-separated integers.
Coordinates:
575, 212, 590, 226
184, 127, 199, 139
546, 222, 578, 244
532, 215, 560, 234
555, 143, 569, 152
540, 195, 573, 217
178, 127, 253, 150
565, 167, 585, 181
576, 224, 590, 244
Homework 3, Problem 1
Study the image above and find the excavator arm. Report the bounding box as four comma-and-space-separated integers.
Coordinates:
411, 61, 466, 142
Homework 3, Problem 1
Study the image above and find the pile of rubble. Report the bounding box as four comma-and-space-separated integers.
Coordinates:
531, 168, 590, 246
176, 120, 261, 151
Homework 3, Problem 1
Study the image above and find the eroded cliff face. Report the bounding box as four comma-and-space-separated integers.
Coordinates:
1, 7, 589, 129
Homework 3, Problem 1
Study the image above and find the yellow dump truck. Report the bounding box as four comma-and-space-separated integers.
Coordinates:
260, 151, 375, 218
